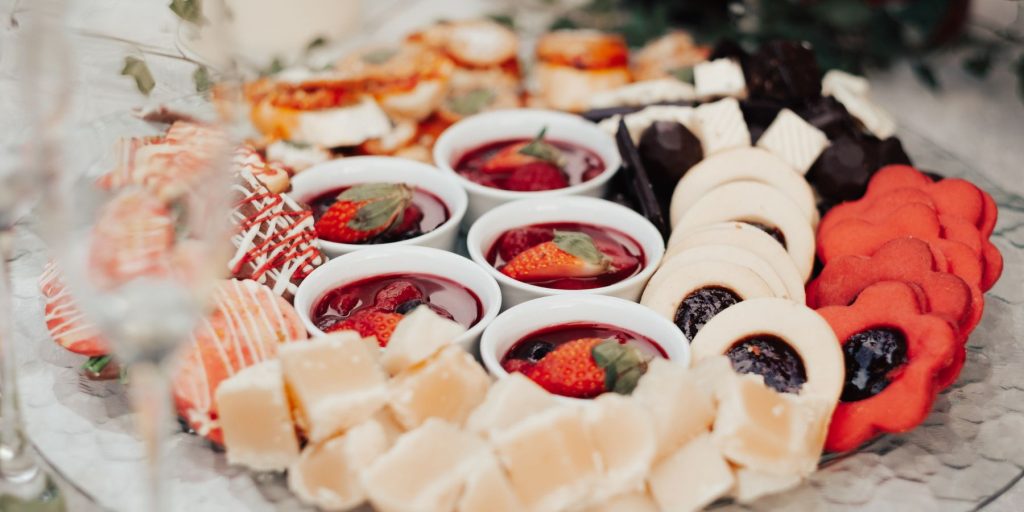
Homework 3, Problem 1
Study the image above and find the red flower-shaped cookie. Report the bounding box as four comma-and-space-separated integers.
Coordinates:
807, 238, 980, 334
819, 281, 958, 453
865, 165, 996, 237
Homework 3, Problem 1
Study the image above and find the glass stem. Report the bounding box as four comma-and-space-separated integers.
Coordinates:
0, 227, 37, 483
129, 361, 171, 512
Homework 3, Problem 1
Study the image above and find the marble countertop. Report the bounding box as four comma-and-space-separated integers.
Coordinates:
1, 0, 1022, 510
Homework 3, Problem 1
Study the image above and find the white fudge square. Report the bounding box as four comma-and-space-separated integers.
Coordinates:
456, 451, 524, 512
648, 433, 735, 512
388, 346, 491, 430
362, 419, 488, 512
695, 58, 747, 99
756, 108, 830, 174
733, 467, 802, 503
631, 358, 716, 462
215, 360, 300, 471
831, 86, 896, 139
492, 407, 601, 512
381, 306, 466, 376
588, 78, 697, 109
465, 372, 559, 438
279, 332, 388, 442
822, 69, 870, 96
693, 98, 751, 155
583, 394, 657, 501
287, 419, 390, 511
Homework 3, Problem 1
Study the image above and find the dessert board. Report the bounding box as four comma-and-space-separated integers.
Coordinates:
15, 28, 1024, 512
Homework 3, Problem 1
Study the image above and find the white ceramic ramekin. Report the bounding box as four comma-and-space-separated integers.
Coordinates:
293, 245, 501, 352
289, 156, 468, 258
480, 294, 690, 387
433, 109, 622, 224
466, 196, 665, 308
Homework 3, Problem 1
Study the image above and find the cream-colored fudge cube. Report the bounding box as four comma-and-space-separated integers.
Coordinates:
711, 373, 826, 476
584, 394, 656, 500
582, 490, 660, 512
631, 358, 715, 461
456, 452, 524, 512
287, 419, 390, 510
688, 355, 735, 400
492, 407, 601, 512
733, 467, 802, 503
381, 306, 465, 376
648, 433, 735, 512
822, 69, 870, 97
362, 419, 488, 512
465, 372, 558, 438
388, 346, 491, 430
695, 58, 747, 99
279, 332, 388, 442
215, 360, 300, 471
756, 108, 829, 175
693, 98, 751, 155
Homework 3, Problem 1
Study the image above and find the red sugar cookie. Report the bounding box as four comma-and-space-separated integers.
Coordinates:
807, 238, 976, 334
866, 165, 994, 237
818, 187, 936, 237
817, 203, 940, 263
819, 281, 958, 453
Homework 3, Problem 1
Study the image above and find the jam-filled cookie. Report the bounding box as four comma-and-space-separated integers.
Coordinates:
641, 260, 775, 342
817, 281, 959, 452
668, 148, 818, 227
657, 245, 792, 300
666, 222, 807, 300
671, 181, 816, 281
690, 297, 844, 404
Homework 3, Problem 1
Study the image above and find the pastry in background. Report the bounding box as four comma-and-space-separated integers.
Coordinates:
535, 30, 631, 112
632, 31, 710, 82
407, 19, 520, 91
338, 43, 454, 122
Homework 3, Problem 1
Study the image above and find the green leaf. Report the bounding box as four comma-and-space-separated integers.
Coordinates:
263, 57, 285, 76
591, 339, 648, 395
83, 355, 112, 374
667, 66, 694, 84
337, 183, 411, 202
487, 13, 515, 29
553, 230, 609, 267
306, 36, 328, 53
169, 0, 203, 24
338, 183, 412, 232
193, 65, 211, 92
446, 88, 496, 116
912, 61, 941, 91
518, 127, 566, 167
121, 57, 155, 95
362, 48, 398, 65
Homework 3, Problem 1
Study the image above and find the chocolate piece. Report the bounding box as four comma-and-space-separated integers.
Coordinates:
794, 96, 860, 140
739, 100, 783, 144
806, 133, 879, 207
708, 39, 752, 76
615, 120, 670, 239
878, 136, 912, 167
638, 121, 704, 212
747, 41, 821, 105
229, 168, 326, 302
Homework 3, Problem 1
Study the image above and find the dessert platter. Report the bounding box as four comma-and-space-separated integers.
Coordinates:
14, 18, 1024, 512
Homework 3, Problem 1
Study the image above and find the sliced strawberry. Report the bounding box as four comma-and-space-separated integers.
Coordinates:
501, 230, 611, 281
496, 227, 555, 261
314, 183, 412, 243
328, 309, 404, 347
373, 281, 425, 312
526, 337, 648, 399
504, 163, 569, 191
482, 127, 566, 174
388, 204, 424, 237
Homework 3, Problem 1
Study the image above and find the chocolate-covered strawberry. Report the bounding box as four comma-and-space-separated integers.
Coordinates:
314, 183, 413, 243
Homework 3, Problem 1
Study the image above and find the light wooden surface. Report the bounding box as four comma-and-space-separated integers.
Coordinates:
1, 0, 1022, 510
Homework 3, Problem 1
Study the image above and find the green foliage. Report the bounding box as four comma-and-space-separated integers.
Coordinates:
121, 57, 155, 95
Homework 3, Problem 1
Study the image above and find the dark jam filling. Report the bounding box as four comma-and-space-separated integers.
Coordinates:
840, 327, 908, 402
726, 334, 807, 394
674, 286, 742, 341
454, 138, 605, 191
742, 221, 787, 249
312, 273, 482, 331
500, 322, 667, 370
308, 186, 450, 244
486, 222, 645, 290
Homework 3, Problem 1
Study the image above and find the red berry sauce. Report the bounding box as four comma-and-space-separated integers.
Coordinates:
487, 222, 645, 290
308, 185, 450, 244
500, 322, 667, 372
312, 273, 482, 333
455, 138, 605, 191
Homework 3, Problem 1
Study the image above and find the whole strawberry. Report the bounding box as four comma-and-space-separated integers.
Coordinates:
501, 230, 611, 281
315, 183, 412, 243
525, 337, 648, 399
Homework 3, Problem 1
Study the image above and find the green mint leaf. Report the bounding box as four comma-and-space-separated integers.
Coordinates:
518, 127, 566, 167
447, 88, 496, 116
121, 57, 155, 95
553, 230, 609, 267
169, 0, 203, 24
261, 57, 285, 77
349, 196, 406, 232
487, 13, 515, 29
193, 65, 212, 92
338, 183, 410, 202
